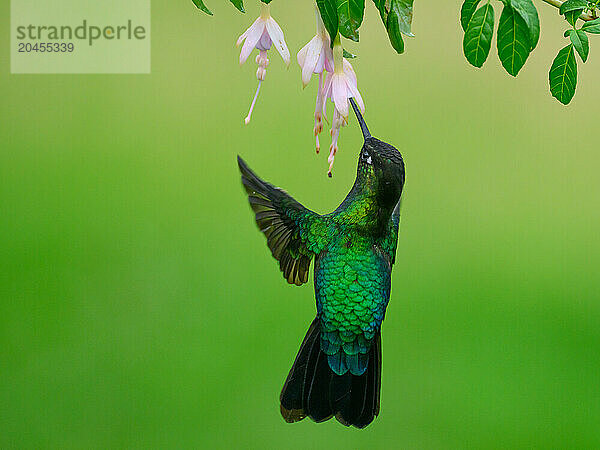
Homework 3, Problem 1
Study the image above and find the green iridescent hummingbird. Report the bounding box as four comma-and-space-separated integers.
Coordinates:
237, 99, 405, 428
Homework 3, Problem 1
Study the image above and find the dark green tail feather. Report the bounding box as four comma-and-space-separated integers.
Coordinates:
280, 318, 381, 428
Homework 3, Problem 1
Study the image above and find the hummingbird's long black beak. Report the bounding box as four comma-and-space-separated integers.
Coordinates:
349, 98, 371, 140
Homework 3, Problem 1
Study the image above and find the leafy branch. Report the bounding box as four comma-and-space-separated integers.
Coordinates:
541, 0, 597, 20
192, 0, 600, 106
461, 0, 600, 104
193, 0, 415, 54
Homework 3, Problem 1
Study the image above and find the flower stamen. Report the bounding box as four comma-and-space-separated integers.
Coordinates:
313, 72, 326, 153
245, 80, 262, 125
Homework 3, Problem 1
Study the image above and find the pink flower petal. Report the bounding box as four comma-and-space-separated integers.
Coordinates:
239, 20, 265, 65
323, 72, 332, 98
236, 17, 260, 47
236, 30, 248, 48
313, 47, 326, 74
332, 74, 349, 118
265, 17, 290, 65
342, 59, 357, 86
322, 72, 333, 117
297, 42, 309, 68
301, 37, 322, 86
346, 80, 365, 113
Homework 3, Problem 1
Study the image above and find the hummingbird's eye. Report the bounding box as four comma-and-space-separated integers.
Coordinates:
362, 151, 372, 165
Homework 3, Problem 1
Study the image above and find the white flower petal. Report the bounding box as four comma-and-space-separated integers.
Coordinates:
342, 58, 357, 86
236, 17, 261, 47
301, 37, 322, 86
265, 17, 290, 66
322, 72, 333, 117
346, 81, 365, 114
323, 73, 333, 98
297, 42, 309, 68
332, 74, 349, 119
239, 20, 265, 65
314, 48, 326, 74
236, 31, 248, 48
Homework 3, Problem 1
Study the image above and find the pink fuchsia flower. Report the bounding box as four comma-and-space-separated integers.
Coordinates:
323, 48, 365, 177
236, 3, 290, 124
297, 7, 334, 154
297, 8, 333, 87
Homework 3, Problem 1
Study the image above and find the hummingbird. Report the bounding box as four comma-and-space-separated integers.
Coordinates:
237, 99, 405, 428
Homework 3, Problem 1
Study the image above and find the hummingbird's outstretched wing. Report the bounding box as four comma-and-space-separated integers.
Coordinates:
238, 156, 328, 286
378, 199, 402, 268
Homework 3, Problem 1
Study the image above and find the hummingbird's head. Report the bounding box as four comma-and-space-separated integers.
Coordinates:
350, 99, 405, 210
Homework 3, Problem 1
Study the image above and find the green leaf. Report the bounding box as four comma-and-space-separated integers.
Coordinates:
343, 49, 357, 58
191, 0, 212, 15
229, 0, 245, 12
581, 17, 600, 33
549, 44, 577, 105
387, 5, 406, 53
463, 3, 495, 68
461, 0, 482, 31
391, 0, 415, 37
559, 0, 587, 14
336, 0, 365, 41
567, 29, 590, 61
260, 0, 272, 3
564, 9, 583, 27
372, 0, 385, 21
497, 4, 531, 76
510, 0, 540, 50
317, 0, 339, 42
371, 0, 407, 54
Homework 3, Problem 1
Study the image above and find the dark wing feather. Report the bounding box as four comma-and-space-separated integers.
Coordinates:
238, 156, 325, 286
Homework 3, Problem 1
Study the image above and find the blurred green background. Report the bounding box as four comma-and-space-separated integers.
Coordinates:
1, 1, 599, 448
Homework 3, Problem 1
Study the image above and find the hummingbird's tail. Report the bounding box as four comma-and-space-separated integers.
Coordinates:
280, 317, 381, 429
